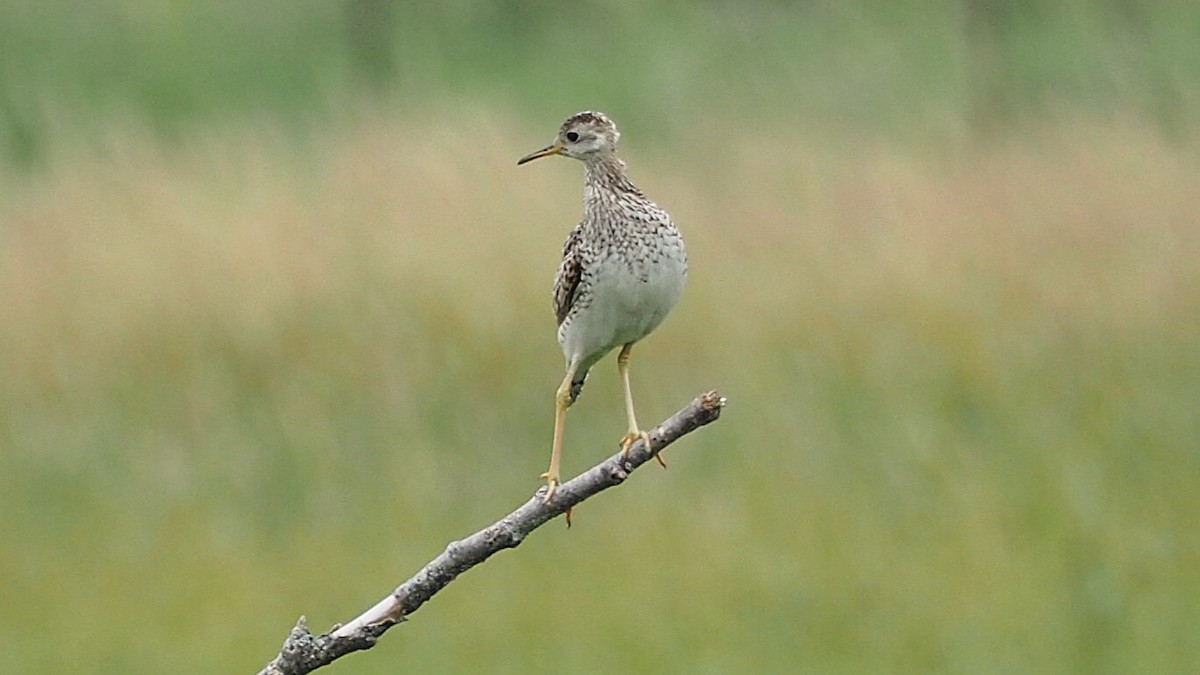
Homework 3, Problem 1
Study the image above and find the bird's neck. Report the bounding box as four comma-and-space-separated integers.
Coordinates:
583, 153, 642, 211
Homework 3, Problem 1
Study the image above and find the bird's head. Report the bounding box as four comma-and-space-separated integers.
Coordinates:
518, 111, 620, 165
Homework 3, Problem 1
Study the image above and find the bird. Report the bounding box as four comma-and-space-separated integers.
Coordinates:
517, 111, 688, 502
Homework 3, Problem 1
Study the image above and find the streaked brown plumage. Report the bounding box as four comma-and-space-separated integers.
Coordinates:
518, 111, 688, 500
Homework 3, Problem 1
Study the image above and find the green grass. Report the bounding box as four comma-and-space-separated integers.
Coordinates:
2, 109, 1197, 673
2, 2, 1199, 673
3, 1, 1200, 165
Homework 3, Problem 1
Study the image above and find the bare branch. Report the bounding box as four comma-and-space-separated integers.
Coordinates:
258, 390, 726, 675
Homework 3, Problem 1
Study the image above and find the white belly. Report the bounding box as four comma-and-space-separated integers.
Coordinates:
558, 250, 687, 369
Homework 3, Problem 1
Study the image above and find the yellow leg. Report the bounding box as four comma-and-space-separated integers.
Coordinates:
541, 362, 577, 502
617, 344, 663, 467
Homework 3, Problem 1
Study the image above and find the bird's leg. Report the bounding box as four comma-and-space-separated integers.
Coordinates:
541, 363, 577, 503
617, 344, 664, 468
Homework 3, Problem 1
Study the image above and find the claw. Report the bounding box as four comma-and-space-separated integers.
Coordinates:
540, 472, 573, 527
620, 430, 666, 468
619, 430, 649, 457
540, 472, 560, 503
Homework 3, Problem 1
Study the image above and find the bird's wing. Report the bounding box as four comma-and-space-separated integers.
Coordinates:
553, 227, 584, 327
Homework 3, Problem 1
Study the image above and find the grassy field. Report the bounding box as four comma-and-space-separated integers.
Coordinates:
2, 2, 1199, 673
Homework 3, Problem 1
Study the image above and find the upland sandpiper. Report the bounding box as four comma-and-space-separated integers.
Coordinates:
518, 111, 688, 501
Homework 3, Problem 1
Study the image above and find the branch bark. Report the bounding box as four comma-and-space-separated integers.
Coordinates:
258, 390, 726, 675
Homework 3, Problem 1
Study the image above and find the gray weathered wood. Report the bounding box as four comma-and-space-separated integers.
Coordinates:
258, 390, 726, 675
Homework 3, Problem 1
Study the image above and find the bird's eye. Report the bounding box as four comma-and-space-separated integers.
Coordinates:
565, 131, 579, 142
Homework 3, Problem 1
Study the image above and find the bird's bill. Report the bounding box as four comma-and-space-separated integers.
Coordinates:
517, 144, 564, 165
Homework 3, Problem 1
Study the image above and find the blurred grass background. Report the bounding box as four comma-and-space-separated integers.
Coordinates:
2, 1, 1199, 672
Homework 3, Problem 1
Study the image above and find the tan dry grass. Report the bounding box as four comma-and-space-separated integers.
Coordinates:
1, 110, 1198, 672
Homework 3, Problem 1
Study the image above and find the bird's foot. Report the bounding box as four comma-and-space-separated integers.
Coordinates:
620, 430, 665, 468
539, 471, 560, 503
539, 471, 574, 526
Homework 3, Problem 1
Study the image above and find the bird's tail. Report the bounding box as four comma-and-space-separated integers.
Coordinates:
569, 369, 589, 404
